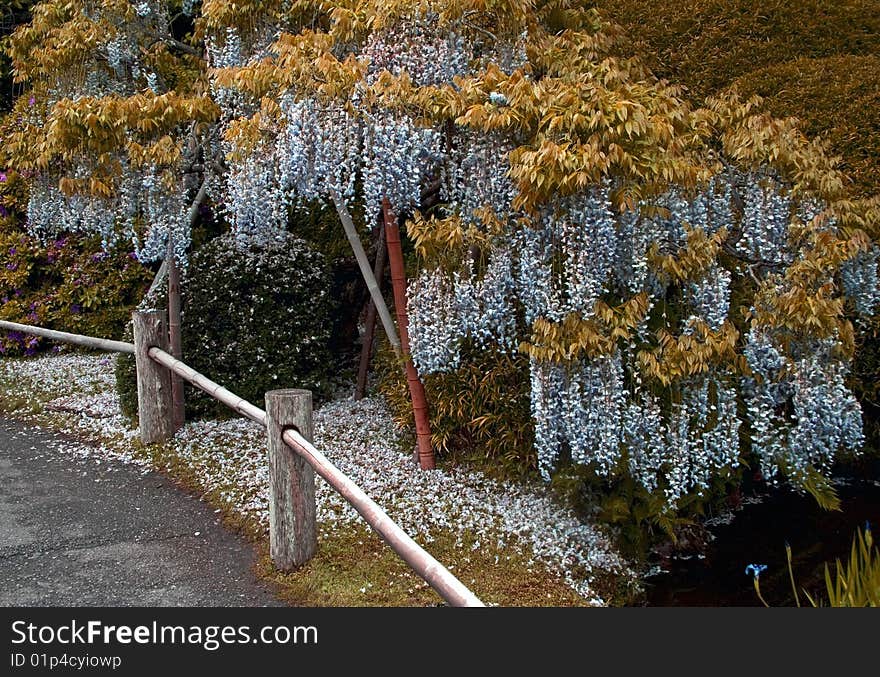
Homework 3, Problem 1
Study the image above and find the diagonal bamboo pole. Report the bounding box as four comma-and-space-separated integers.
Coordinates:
329, 188, 401, 357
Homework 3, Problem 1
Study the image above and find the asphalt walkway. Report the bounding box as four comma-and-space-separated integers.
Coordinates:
0, 417, 285, 606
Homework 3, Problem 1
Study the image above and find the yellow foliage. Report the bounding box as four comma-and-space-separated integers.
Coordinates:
648, 225, 728, 283
522, 293, 650, 362
637, 320, 744, 386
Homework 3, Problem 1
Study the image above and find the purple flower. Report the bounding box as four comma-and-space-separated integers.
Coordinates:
0, 172, 7, 183
28, 96, 35, 106
0, 206, 8, 218
70, 303, 82, 314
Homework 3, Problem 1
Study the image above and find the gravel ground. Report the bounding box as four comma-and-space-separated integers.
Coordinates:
0, 352, 635, 605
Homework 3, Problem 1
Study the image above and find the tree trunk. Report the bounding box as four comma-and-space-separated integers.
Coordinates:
166, 235, 185, 432
165, 177, 209, 430
355, 221, 386, 400
382, 198, 435, 470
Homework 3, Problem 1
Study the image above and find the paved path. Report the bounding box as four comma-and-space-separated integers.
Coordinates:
0, 417, 285, 606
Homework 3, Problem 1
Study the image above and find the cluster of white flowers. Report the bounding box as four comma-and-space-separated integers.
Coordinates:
27, 167, 191, 265
27, 177, 117, 245
362, 16, 471, 87
658, 378, 741, 505
736, 175, 794, 265
441, 131, 518, 223
276, 97, 361, 205
361, 108, 441, 216
840, 247, 880, 318
743, 328, 863, 485
222, 146, 288, 247
132, 167, 191, 262
684, 264, 732, 330
529, 350, 741, 508
408, 245, 518, 374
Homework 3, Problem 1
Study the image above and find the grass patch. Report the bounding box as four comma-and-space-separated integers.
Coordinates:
257, 525, 596, 607
729, 55, 880, 197
595, 0, 880, 99
594, 0, 880, 198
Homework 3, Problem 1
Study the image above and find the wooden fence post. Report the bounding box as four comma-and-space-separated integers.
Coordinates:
265, 389, 317, 570
132, 310, 174, 445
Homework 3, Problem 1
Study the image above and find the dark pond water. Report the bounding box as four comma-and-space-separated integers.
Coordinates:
640, 463, 880, 606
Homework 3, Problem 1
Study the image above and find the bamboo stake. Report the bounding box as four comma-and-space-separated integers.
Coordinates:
355, 221, 386, 400
382, 198, 435, 470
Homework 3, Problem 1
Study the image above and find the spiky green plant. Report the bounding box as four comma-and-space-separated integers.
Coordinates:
818, 524, 879, 607
776, 524, 879, 607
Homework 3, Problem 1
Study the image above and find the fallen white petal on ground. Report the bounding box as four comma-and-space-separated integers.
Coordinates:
0, 352, 634, 604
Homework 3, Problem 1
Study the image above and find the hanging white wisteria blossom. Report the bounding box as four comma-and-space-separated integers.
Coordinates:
362, 15, 472, 87
841, 247, 880, 318
408, 244, 518, 374
735, 174, 795, 266
405, 164, 869, 509
276, 96, 361, 205
361, 107, 442, 216
743, 328, 864, 485
441, 131, 519, 224
221, 146, 288, 247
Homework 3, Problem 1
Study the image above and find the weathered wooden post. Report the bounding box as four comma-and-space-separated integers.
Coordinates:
132, 310, 175, 445
265, 389, 317, 570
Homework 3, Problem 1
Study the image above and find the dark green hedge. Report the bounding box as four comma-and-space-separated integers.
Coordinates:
180, 231, 335, 419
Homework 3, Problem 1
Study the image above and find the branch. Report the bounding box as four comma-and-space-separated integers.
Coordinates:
461, 12, 498, 43
142, 174, 210, 302
162, 36, 201, 58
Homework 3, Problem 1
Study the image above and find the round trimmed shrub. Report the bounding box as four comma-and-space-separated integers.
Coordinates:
181, 231, 334, 418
